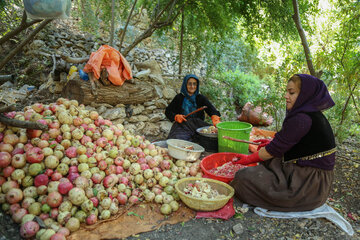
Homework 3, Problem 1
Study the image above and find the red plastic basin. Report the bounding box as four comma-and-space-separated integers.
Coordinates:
200, 152, 257, 183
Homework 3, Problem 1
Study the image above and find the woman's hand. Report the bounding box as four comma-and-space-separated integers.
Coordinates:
211, 115, 221, 126
174, 114, 187, 123
254, 139, 271, 151
232, 152, 263, 165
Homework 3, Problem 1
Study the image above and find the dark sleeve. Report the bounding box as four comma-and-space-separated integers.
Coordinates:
165, 94, 183, 122
197, 94, 221, 117
265, 113, 312, 157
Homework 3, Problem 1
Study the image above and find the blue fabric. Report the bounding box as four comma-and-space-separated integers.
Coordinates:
180, 74, 199, 115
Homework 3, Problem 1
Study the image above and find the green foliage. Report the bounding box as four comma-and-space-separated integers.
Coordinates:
201, 70, 264, 121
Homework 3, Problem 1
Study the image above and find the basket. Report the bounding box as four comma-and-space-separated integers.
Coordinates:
200, 152, 257, 183
175, 177, 234, 211
166, 139, 205, 162
217, 121, 252, 154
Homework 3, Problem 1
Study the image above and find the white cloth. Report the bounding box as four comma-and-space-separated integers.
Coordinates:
253, 204, 354, 236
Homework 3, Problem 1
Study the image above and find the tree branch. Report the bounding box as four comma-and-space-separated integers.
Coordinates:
0, 19, 52, 71
122, 0, 180, 56
0, 11, 42, 46
119, 0, 138, 50
0, 114, 49, 130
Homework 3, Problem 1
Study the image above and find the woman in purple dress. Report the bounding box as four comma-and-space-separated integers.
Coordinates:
230, 74, 336, 211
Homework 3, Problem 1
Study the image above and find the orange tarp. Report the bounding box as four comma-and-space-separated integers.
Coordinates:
84, 45, 132, 86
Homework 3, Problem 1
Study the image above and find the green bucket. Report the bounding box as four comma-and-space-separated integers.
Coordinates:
217, 121, 253, 154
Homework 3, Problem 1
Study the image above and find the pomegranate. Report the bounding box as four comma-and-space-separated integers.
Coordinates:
34, 174, 49, 187
86, 214, 97, 225
6, 188, 23, 204
3, 133, 19, 145
26, 147, 44, 163
20, 220, 39, 238
0, 151, 11, 168
47, 191, 63, 208
11, 154, 26, 168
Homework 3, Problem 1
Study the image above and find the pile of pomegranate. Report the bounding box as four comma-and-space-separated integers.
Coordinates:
0, 98, 202, 239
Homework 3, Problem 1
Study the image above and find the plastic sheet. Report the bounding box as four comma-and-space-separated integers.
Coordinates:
23, 0, 71, 19
68, 203, 195, 240
254, 204, 354, 236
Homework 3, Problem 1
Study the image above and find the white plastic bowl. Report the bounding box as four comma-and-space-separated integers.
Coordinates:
166, 139, 205, 162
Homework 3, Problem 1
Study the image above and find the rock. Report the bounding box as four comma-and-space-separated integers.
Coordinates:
142, 122, 160, 136
97, 105, 108, 115
153, 86, 163, 98
145, 105, 157, 113
162, 87, 177, 100
134, 69, 151, 79
232, 223, 244, 234
102, 107, 126, 120
155, 99, 168, 109
144, 101, 155, 107
159, 121, 172, 134
148, 113, 166, 122
136, 121, 146, 131
128, 115, 149, 123
131, 105, 145, 115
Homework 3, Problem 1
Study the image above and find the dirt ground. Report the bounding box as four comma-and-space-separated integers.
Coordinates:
0, 139, 359, 240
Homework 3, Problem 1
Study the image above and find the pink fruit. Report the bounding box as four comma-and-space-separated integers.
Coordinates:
56, 227, 70, 237
89, 197, 99, 207
3, 166, 15, 177
51, 172, 62, 181
34, 174, 49, 187
11, 154, 26, 168
0, 143, 13, 153
26, 129, 42, 139
86, 214, 97, 225
11, 147, 24, 155
26, 147, 44, 163
47, 191, 63, 207
50, 233, 66, 240
20, 221, 39, 238
117, 193, 128, 205
0, 151, 11, 168
3, 134, 19, 146
50, 208, 59, 219
67, 172, 80, 183
12, 208, 27, 223
6, 188, 23, 204
65, 146, 77, 158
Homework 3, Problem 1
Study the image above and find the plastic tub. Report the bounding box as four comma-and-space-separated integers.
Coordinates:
194, 134, 218, 152
175, 177, 234, 211
217, 121, 252, 154
200, 152, 257, 183
166, 139, 204, 162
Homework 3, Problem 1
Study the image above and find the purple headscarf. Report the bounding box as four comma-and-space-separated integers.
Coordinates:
286, 74, 335, 119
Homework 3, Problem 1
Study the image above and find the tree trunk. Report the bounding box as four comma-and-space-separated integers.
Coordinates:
0, 11, 42, 46
178, 7, 184, 75
0, 19, 52, 71
109, 0, 115, 47
62, 78, 155, 106
291, 0, 320, 77
119, 0, 138, 51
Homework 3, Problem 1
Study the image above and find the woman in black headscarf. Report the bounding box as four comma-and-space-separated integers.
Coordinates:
230, 74, 336, 211
165, 74, 221, 141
